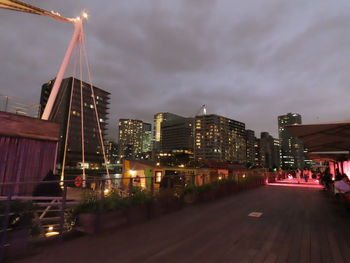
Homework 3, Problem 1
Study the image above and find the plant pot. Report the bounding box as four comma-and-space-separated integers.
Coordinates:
77, 210, 127, 234
100, 210, 128, 231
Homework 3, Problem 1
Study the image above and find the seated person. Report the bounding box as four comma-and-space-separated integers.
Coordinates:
334, 175, 350, 194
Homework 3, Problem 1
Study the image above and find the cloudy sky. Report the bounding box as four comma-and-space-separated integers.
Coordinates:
1, 0, 350, 140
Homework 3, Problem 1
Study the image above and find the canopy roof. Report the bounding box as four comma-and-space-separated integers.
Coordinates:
0, 0, 71, 22
286, 122, 350, 153
307, 152, 349, 162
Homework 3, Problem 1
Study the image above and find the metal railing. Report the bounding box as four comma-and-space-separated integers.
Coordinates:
0, 94, 41, 118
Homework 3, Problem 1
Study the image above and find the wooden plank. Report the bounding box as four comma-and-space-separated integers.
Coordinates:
298, 222, 311, 263
326, 227, 345, 263
11, 185, 350, 263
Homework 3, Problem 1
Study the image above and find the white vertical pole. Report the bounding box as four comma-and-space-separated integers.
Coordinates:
42, 19, 82, 120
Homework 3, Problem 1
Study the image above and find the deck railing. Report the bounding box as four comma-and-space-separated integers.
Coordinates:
0, 94, 41, 118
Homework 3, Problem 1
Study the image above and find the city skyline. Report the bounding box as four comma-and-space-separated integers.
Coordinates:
2, 0, 350, 139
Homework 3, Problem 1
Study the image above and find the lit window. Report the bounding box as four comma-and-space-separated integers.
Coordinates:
155, 171, 162, 183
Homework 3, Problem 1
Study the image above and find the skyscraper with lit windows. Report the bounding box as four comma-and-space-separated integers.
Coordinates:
153, 112, 183, 152
278, 113, 304, 169
118, 119, 143, 159
194, 114, 246, 163
40, 77, 110, 173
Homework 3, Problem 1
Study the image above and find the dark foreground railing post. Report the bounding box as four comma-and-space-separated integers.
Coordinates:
96, 180, 105, 233
59, 182, 67, 241
150, 176, 154, 197
0, 183, 14, 262
128, 178, 133, 197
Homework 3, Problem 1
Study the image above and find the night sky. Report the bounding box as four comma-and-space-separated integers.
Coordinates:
1, 0, 350, 140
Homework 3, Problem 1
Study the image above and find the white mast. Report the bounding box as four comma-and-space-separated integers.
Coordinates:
41, 17, 84, 120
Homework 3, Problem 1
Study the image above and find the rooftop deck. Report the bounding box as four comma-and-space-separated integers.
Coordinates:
15, 184, 350, 263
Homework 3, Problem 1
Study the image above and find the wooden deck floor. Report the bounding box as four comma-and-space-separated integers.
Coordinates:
15, 185, 350, 263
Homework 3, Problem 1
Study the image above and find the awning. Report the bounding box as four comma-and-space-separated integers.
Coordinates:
286, 122, 350, 152
307, 152, 349, 162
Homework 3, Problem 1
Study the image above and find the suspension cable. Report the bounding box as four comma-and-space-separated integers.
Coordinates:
79, 35, 87, 188
81, 23, 111, 187
60, 45, 79, 183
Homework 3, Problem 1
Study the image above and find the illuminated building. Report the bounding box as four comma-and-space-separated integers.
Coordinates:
245, 129, 256, 167
194, 114, 246, 163
40, 77, 110, 174
142, 122, 152, 153
273, 138, 281, 168
153, 112, 183, 151
118, 119, 143, 159
158, 117, 194, 166
278, 113, 304, 169
161, 117, 194, 152
105, 140, 119, 164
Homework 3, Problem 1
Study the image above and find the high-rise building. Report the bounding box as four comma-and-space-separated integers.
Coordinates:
40, 77, 110, 175
273, 138, 281, 169
254, 138, 261, 167
259, 132, 274, 169
160, 117, 194, 152
118, 119, 143, 159
278, 113, 304, 169
246, 129, 256, 167
105, 140, 119, 164
142, 122, 152, 153
153, 112, 183, 151
194, 114, 246, 163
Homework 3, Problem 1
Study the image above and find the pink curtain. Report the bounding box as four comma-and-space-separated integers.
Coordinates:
342, 161, 350, 178
329, 162, 335, 179
0, 136, 57, 195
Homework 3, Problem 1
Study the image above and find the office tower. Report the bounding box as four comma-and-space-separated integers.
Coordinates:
254, 138, 261, 167
142, 122, 152, 153
194, 114, 246, 163
259, 132, 275, 169
273, 138, 281, 169
246, 129, 256, 167
40, 77, 110, 175
278, 113, 304, 169
160, 117, 194, 152
153, 112, 183, 151
105, 140, 119, 164
118, 119, 143, 159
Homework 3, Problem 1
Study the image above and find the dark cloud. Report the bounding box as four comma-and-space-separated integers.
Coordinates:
1, 0, 350, 140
